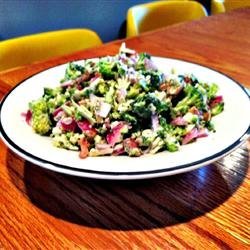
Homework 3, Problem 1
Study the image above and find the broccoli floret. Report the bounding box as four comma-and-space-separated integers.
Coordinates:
43, 86, 68, 112
29, 98, 47, 114
105, 81, 116, 104
132, 93, 169, 119
95, 80, 109, 96
132, 98, 151, 119
159, 117, 172, 130
117, 64, 126, 77
211, 103, 224, 116
29, 98, 52, 135
147, 93, 169, 113
49, 94, 67, 111
43, 87, 62, 98
127, 85, 141, 98
82, 88, 94, 98
99, 61, 117, 80
52, 133, 79, 150
205, 120, 215, 132
141, 129, 157, 147
61, 62, 85, 82
31, 113, 51, 135
157, 117, 184, 148
136, 53, 151, 70
203, 83, 219, 100
142, 70, 163, 91
165, 139, 179, 152
173, 84, 206, 115
122, 113, 137, 124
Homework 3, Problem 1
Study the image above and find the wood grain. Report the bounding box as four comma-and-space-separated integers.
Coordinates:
0, 8, 250, 250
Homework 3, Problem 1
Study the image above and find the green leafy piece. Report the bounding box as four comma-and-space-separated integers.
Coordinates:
142, 70, 163, 91
173, 84, 206, 114
165, 140, 179, 152
52, 133, 79, 150
141, 129, 156, 147
122, 113, 137, 124
61, 62, 85, 82
211, 103, 224, 116
127, 83, 142, 98
136, 53, 151, 70
105, 81, 116, 104
132, 93, 169, 119
43, 87, 62, 98
132, 99, 151, 119
99, 61, 117, 80
95, 80, 109, 96
71, 100, 95, 124
203, 83, 219, 100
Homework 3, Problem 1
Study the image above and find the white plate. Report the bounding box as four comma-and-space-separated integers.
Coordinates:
0, 57, 249, 180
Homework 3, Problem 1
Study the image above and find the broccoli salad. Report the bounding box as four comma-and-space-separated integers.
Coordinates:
24, 43, 224, 158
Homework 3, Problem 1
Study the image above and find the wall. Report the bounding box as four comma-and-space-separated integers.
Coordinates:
0, 0, 210, 42
0, 0, 154, 42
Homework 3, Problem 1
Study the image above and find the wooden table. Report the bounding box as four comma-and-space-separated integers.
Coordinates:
0, 8, 249, 250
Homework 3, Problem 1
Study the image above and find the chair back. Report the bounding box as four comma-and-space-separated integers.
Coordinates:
211, 0, 250, 14
127, 0, 207, 37
0, 29, 102, 71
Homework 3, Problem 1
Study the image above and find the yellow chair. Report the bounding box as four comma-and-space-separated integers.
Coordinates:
126, 0, 207, 37
0, 29, 102, 72
211, 0, 250, 15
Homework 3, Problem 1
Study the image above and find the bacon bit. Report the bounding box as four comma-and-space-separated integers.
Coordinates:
106, 122, 125, 146
78, 138, 89, 159
123, 138, 138, 149
209, 96, 223, 108
61, 72, 90, 88
78, 99, 89, 106
90, 72, 101, 82
94, 72, 101, 78
189, 106, 200, 115
184, 76, 191, 84
123, 138, 142, 156
77, 120, 97, 138
159, 83, 168, 91
89, 71, 102, 82
203, 111, 211, 121
76, 72, 90, 84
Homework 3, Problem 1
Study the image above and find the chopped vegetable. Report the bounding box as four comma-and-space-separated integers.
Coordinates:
24, 43, 224, 158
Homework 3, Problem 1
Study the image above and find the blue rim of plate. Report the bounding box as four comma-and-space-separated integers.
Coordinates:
0, 58, 249, 177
